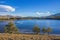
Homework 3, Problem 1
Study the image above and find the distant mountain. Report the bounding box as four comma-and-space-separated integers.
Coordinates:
44, 13, 60, 19
0, 13, 60, 20
49, 13, 60, 17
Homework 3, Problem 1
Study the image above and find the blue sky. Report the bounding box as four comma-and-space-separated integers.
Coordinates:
0, 0, 60, 17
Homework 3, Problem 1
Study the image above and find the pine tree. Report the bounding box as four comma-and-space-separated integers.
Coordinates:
47, 27, 52, 34
42, 27, 47, 34
4, 21, 19, 34
42, 27, 52, 35
33, 25, 40, 34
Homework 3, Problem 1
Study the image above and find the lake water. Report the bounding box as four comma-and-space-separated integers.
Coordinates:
0, 20, 60, 34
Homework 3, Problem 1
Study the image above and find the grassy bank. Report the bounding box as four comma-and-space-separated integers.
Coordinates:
0, 33, 60, 40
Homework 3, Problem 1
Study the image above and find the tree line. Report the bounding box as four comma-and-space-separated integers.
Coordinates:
33, 25, 52, 34
4, 22, 52, 34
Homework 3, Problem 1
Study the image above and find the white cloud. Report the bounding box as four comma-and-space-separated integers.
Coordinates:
0, 5, 15, 12
36, 11, 51, 17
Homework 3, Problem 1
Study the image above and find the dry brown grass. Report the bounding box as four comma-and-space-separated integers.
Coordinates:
0, 33, 60, 40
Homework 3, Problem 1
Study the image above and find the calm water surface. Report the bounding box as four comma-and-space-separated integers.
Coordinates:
0, 20, 60, 34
